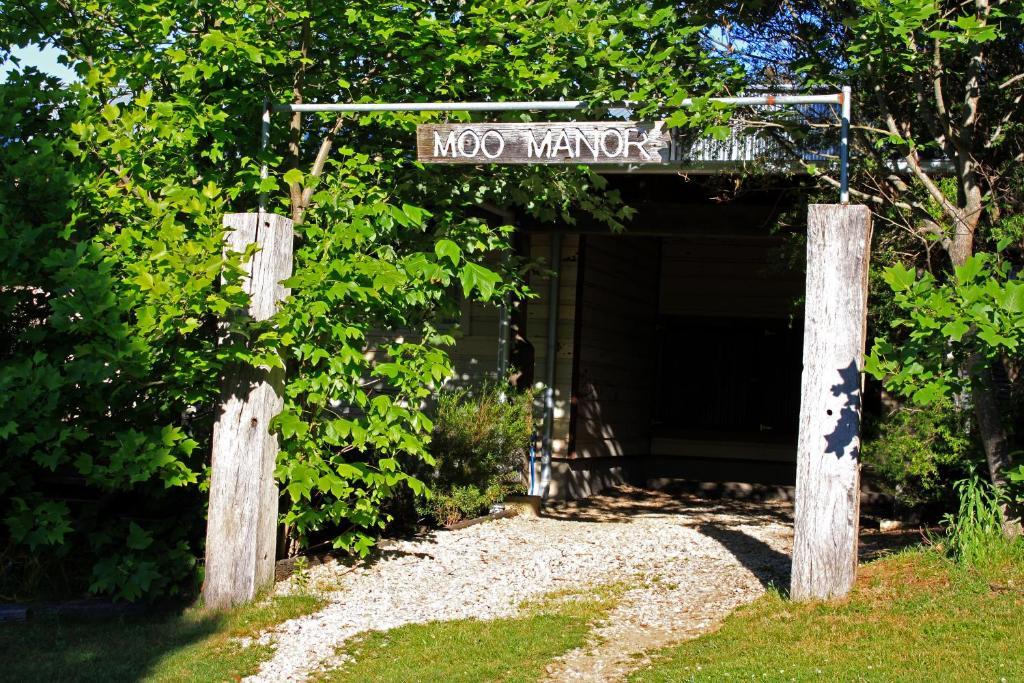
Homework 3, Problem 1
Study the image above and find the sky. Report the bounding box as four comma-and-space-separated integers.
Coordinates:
0, 44, 77, 83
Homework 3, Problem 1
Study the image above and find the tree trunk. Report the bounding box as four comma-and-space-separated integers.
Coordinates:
791, 204, 872, 601
203, 212, 294, 610
969, 355, 1020, 533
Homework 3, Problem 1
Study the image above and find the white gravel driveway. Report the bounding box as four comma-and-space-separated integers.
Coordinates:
248, 486, 794, 682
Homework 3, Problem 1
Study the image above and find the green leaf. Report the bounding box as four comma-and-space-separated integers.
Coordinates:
1000, 282, 1024, 313
276, 411, 309, 439
434, 239, 462, 265
401, 203, 426, 225
283, 168, 304, 185
954, 255, 985, 284
882, 263, 917, 292
911, 382, 945, 406
126, 522, 153, 550
458, 262, 501, 300
941, 320, 970, 342
863, 351, 887, 380
706, 125, 731, 141
199, 30, 228, 52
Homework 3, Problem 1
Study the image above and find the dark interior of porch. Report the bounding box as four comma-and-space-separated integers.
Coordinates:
530, 176, 810, 494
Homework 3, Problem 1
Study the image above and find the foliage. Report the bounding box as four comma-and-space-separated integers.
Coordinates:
1, 1, 734, 598
700, 0, 1024, 247
865, 253, 1023, 498
320, 586, 622, 683
629, 549, 1024, 682
700, 0, 1024, 486
0, 64, 251, 600
1008, 462, 1024, 507
865, 253, 1024, 404
419, 383, 533, 526
0, 592, 323, 682
861, 401, 981, 508
290, 556, 310, 593
938, 476, 1013, 568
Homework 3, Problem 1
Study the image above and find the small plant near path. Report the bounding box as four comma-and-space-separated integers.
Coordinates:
418, 382, 533, 528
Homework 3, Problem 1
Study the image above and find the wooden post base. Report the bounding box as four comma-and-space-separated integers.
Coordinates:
791, 204, 872, 601
203, 212, 294, 610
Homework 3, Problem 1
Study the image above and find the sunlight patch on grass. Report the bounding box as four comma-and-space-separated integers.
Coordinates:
0, 592, 324, 682
316, 584, 624, 683
630, 547, 1024, 682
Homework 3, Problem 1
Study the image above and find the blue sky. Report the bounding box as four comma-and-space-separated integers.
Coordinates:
1, 44, 77, 83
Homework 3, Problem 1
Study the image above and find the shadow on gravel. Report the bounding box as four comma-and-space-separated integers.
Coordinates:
542, 485, 793, 526
696, 523, 792, 593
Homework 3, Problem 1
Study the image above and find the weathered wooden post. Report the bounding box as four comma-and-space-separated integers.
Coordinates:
791, 204, 872, 601
203, 212, 294, 609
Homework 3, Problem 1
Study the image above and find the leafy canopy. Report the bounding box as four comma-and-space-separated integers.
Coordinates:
0, 0, 734, 599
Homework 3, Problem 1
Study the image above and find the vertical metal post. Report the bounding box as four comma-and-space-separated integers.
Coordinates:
539, 232, 562, 498
839, 86, 851, 205
258, 97, 272, 215
497, 293, 511, 380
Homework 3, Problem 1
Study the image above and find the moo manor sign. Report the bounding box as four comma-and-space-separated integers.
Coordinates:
417, 122, 669, 164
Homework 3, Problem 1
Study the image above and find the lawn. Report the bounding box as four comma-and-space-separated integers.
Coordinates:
4, 548, 1022, 682
316, 587, 621, 683
0, 593, 323, 682
630, 548, 1024, 682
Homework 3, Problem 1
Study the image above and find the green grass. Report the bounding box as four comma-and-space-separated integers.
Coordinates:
317, 586, 622, 683
0, 592, 324, 682
630, 547, 1024, 682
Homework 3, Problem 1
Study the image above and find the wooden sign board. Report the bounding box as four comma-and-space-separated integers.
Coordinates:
417, 122, 669, 164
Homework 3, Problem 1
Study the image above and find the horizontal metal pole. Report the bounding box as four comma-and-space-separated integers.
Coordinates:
275, 101, 588, 113
273, 93, 842, 114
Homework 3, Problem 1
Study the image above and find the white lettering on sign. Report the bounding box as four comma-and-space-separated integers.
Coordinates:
527, 130, 554, 159
481, 130, 505, 159
418, 122, 668, 164
433, 131, 457, 157
457, 129, 480, 156
600, 128, 624, 158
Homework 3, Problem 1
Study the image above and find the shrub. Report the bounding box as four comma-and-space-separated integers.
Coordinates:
861, 400, 983, 510
419, 383, 532, 526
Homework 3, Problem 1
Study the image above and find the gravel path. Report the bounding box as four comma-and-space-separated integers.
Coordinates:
247, 486, 794, 682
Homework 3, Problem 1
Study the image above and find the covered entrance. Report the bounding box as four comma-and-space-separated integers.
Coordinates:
452, 176, 807, 498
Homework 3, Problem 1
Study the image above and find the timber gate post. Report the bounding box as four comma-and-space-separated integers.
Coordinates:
791, 204, 872, 601
203, 212, 294, 610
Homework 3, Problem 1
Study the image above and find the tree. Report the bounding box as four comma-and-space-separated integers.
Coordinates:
865, 253, 1024, 512
701, 0, 1024, 491
1, 0, 734, 598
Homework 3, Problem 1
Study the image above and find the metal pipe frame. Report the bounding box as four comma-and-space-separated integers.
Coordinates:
258, 97, 272, 214
272, 93, 842, 114
839, 86, 851, 205
256, 91, 853, 498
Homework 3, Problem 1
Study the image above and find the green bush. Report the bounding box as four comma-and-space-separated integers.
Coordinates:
419, 384, 532, 527
862, 400, 983, 510
1, 0, 735, 600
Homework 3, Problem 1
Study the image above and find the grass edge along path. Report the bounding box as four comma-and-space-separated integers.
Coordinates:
0, 592, 325, 682
315, 584, 625, 683
629, 547, 1024, 682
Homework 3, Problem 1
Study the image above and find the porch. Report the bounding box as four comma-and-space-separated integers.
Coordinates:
450, 176, 808, 500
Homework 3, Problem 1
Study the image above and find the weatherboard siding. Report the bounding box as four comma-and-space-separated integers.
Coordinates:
571, 236, 660, 461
